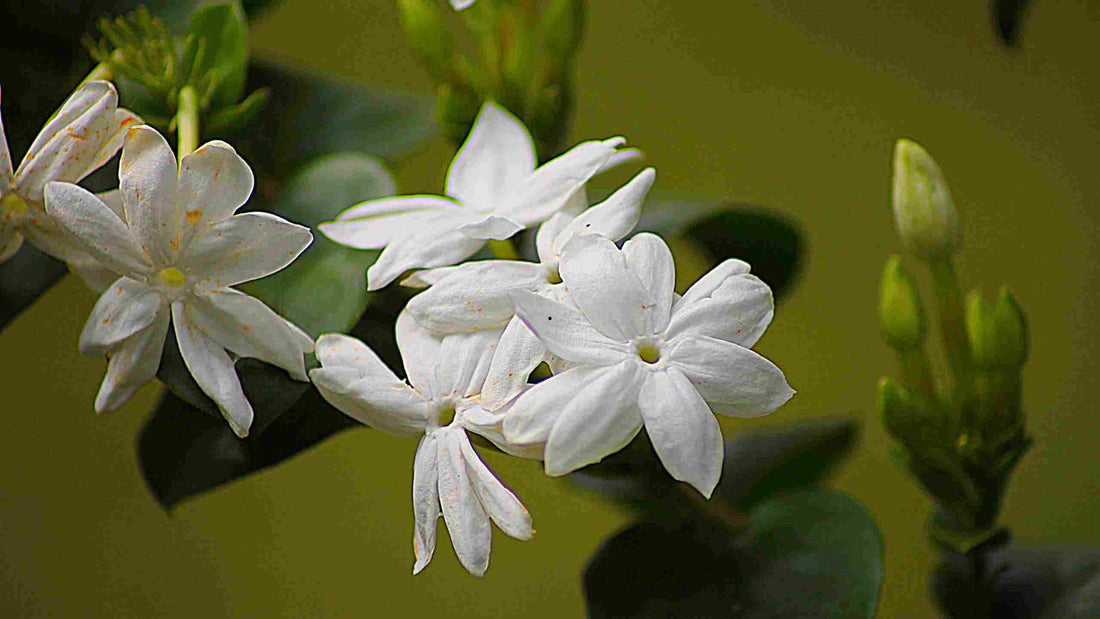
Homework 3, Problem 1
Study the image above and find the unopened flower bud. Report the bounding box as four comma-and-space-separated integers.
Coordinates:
879, 255, 926, 351
878, 377, 940, 447
397, 0, 455, 80
892, 139, 959, 261
966, 287, 1029, 369
537, 0, 585, 71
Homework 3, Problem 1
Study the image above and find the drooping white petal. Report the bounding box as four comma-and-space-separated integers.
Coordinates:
400, 265, 460, 288
558, 233, 652, 341
0, 86, 12, 185
543, 361, 646, 476
412, 434, 440, 575
183, 212, 312, 289
510, 289, 631, 366
86, 108, 141, 177
535, 212, 572, 264
320, 195, 459, 250
667, 270, 774, 347
481, 315, 546, 411
79, 276, 163, 356
172, 301, 253, 437
460, 400, 544, 460
432, 328, 503, 401
674, 258, 751, 309
188, 288, 313, 380
459, 433, 532, 540
314, 332, 395, 380
177, 140, 254, 251
445, 102, 536, 210
669, 335, 794, 418
456, 214, 524, 241
552, 168, 655, 255
44, 181, 151, 275
638, 368, 723, 498
93, 309, 170, 413
366, 215, 486, 291
396, 309, 443, 393
437, 428, 492, 577
119, 125, 180, 264
310, 366, 431, 437
622, 232, 675, 334
406, 260, 545, 333
503, 365, 607, 445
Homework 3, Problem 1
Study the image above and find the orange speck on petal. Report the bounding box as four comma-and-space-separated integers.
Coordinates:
185, 210, 202, 225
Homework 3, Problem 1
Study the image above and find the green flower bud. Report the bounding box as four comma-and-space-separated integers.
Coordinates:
878, 376, 943, 447
966, 288, 1029, 369
536, 0, 585, 71
397, 0, 455, 80
879, 255, 926, 351
892, 139, 960, 261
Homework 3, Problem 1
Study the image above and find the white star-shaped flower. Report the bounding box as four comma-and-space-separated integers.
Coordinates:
318, 101, 631, 290
504, 232, 795, 498
44, 125, 314, 437
1, 81, 140, 288
402, 167, 656, 409
310, 312, 535, 576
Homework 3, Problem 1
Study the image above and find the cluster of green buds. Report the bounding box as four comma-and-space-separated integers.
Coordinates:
84, 4, 267, 142
397, 0, 584, 160
878, 139, 1031, 554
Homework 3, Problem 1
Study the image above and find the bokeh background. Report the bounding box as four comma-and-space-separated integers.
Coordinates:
2, 0, 1098, 616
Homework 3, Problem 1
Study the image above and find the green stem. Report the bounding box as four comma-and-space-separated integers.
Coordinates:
488, 238, 520, 260
930, 258, 973, 411
176, 85, 200, 160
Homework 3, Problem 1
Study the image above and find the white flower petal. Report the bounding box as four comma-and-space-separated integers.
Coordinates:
535, 212, 572, 264
433, 328, 503, 400
450, 0, 475, 10
412, 434, 440, 575
93, 309, 170, 413
456, 214, 524, 241
95, 189, 125, 221
172, 301, 253, 437
20, 217, 119, 288
669, 335, 794, 418
460, 400, 544, 460
543, 361, 645, 476
366, 217, 485, 291
509, 289, 630, 365
188, 288, 313, 380
183, 212, 312, 289
481, 315, 546, 411
667, 271, 774, 348
320, 195, 458, 250
553, 168, 655, 254
396, 309, 443, 393
638, 368, 723, 498
438, 428, 492, 577
622, 232, 675, 334
310, 366, 430, 437
79, 276, 163, 356
0, 86, 13, 184
503, 365, 606, 445
86, 108, 142, 176
674, 258, 751, 309
44, 181, 151, 275
400, 265, 461, 288
177, 140, 254, 250
558, 233, 652, 340
445, 102, 536, 210
0, 227, 23, 262
499, 136, 627, 227
406, 260, 545, 333
314, 332, 394, 379
459, 433, 532, 540
119, 125, 180, 264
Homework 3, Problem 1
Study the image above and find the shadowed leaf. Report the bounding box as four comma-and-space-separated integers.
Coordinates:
0, 243, 69, 332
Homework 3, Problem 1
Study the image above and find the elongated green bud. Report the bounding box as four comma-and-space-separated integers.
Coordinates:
397, 0, 455, 80
967, 287, 1029, 369
892, 139, 959, 261
537, 0, 585, 67
879, 255, 926, 351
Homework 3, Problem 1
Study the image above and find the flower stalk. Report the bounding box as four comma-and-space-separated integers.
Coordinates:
176, 85, 200, 160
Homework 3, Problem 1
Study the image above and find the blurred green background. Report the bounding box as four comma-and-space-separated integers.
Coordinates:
2, 0, 1098, 616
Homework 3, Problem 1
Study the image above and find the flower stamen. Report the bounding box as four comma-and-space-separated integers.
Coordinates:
157, 267, 187, 288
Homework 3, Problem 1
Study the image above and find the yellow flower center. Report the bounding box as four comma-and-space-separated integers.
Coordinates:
637, 342, 661, 364
436, 404, 456, 428
2, 193, 28, 217
158, 267, 187, 288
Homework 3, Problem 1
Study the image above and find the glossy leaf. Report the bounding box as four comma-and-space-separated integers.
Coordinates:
584, 489, 884, 618
239, 152, 396, 338
0, 243, 69, 332
187, 1, 248, 109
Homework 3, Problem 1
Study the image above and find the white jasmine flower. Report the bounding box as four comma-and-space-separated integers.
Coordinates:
0, 81, 140, 288
318, 101, 631, 290
403, 167, 656, 409
44, 125, 313, 437
504, 233, 795, 498
310, 312, 535, 577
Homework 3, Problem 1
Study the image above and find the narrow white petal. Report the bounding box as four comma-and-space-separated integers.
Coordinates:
406, 260, 544, 333
310, 366, 430, 437
314, 332, 395, 379
433, 328, 503, 400
638, 368, 723, 498
119, 125, 180, 264
622, 232, 676, 334
0, 227, 23, 263
459, 433, 532, 540
321, 195, 458, 250
499, 137, 627, 227
412, 434, 441, 574
96, 189, 125, 221
400, 265, 461, 288
445, 102, 536, 210
669, 335, 794, 418
93, 309, 170, 413
44, 181, 151, 275
20, 217, 120, 288
553, 168, 655, 253
438, 428, 492, 577
86, 108, 142, 176
503, 365, 606, 445
79, 276, 163, 356
177, 140, 254, 250
535, 212, 572, 264
674, 258, 752, 310
450, 0, 475, 11
0, 86, 13, 184
509, 289, 630, 365
456, 214, 524, 241
558, 233, 652, 340
544, 361, 645, 476
667, 271, 774, 347
396, 309, 443, 393
183, 212, 312, 289
481, 315, 546, 411
460, 400, 544, 460
188, 288, 313, 380
172, 301, 253, 437
366, 217, 485, 291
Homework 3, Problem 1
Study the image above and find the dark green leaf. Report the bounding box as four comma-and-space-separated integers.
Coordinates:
187, 1, 247, 109
583, 489, 884, 619
0, 243, 69, 332
637, 201, 803, 301
239, 152, 396, 338
993, 0, 1030, 48
933, 544, 1100, 618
